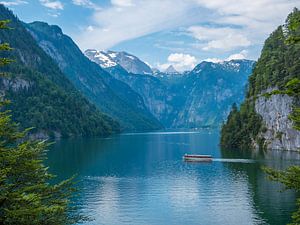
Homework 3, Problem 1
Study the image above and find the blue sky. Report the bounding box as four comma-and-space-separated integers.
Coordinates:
2, 0, 300, 71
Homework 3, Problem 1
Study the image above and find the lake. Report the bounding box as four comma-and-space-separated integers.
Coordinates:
47, 130, 300, 225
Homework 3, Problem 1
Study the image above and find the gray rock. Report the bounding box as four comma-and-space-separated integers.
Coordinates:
255, 93, 300, 151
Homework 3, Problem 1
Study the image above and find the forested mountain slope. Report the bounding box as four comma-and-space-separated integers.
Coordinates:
26, 21, 162, 132
0, 5, 120, 138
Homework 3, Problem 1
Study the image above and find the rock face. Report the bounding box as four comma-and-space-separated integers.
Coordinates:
255, 93, 300, 151
173, 60, 254, 128
106, 66, 181, 127
1, 78, 31, 92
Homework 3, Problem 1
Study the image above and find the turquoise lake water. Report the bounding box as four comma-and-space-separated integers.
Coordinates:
47, 130, 300, 225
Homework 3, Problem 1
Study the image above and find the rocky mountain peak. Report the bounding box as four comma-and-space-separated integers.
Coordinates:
164, 65, 179, 74
85, 49, 153, 75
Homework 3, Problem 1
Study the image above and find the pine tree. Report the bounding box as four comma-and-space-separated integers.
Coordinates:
0, 20, 86, 225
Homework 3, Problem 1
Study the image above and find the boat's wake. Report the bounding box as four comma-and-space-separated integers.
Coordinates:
213, 158, 255, 163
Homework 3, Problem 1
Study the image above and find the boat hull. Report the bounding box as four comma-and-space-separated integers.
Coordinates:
183, 154, 212, 162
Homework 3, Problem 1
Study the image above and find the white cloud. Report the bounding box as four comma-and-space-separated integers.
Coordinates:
0, 0, 27, 6
48, 12, 60, 17
193, 0, 300, 43
111, 0, 134, 7
40, 0, 63, 10
188, 26, 251, 51
72, 0, 100, 10
75, 0, 299, 58
86, 25, 94, 32
157, 53, 197, 72
203, 50, 248, 63
76, 0, 196, 50
226, 50, 248, 61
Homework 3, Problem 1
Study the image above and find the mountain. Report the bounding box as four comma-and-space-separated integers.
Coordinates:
26, 22, 162, 132
0, 5, 120, 138
88, 53, 255, 128
103, 66, 182, 127
164, 65, 179, 74
173, 59, 255, 128
221, 9, 300, 151
85, 49, 153, 75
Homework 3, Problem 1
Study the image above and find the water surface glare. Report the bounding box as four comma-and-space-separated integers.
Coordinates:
47, 130, 300, 225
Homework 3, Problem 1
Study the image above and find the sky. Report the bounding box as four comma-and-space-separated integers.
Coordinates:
2, 0, 300, 71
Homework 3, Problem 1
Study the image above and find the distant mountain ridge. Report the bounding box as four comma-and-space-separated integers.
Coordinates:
86, 49, 255, 128
175, 59, 255, 128
85, 49, 153, 75
26, 21, 163, 132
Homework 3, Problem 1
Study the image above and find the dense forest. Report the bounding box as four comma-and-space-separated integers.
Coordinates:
220, 8, 300, 150
0, 5, 120, 138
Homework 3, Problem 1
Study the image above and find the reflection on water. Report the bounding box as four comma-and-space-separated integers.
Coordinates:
213, 158, 256, 163
47, 130, 300, 225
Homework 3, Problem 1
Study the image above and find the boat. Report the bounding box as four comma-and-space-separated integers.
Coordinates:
183, 154, 212, 162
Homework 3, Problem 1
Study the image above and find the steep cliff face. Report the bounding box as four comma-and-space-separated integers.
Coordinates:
173, 60, 254, 128
255, 93, 300, 150
221, 9, 300, 151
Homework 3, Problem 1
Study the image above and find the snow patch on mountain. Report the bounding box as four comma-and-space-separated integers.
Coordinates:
85, 49, 117, 68
85, 49, 153, 75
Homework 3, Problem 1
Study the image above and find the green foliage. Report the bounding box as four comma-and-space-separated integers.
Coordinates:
264, 166, 300, 225
0, 101, 88, 225
220, 101, 264, 150
247, 9, 300, 97
285, 8, 300, 44
0, 20, 10, 29
0, 19, 87, 225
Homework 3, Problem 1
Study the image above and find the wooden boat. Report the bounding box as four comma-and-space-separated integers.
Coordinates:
183, 154, 212, 162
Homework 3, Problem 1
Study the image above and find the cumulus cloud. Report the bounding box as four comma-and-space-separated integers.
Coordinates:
226, 50, 248, 61
0, 0, 27, 6
188, 26, 251, 51
40, 0, 63, 10
203, 50, 248, 63
157, 53, 197, 72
